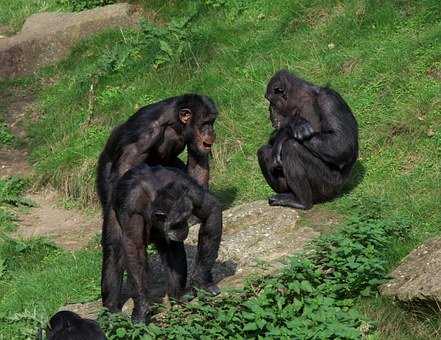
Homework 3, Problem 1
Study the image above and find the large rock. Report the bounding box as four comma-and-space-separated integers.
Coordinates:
380, 237, 441, 302
193, 200, 318, 286
63, 200, 320, 319
0, 4, 141, 78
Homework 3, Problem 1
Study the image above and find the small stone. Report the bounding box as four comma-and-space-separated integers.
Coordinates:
328, 43, 335, 49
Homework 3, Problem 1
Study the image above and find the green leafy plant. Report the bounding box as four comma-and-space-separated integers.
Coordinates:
57, 0, 116, 12
0, 177, 33, 207
0, 122, 15, 146
98, 216, 409, 339
139, 17, 193, 69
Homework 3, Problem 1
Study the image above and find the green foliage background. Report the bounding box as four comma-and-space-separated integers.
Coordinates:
0, 0, 440, 338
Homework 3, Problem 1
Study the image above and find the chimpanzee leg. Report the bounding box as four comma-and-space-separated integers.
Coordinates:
101, 208, 124, 312
191, 201, 222, 296
257, 144, 288, 193
168, 157, 186, 171
156, 239, 188, 299
269, 140, 314, 210
121, 214, 150, 323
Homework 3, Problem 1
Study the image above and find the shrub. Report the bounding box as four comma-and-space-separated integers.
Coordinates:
57, 0, 117, 12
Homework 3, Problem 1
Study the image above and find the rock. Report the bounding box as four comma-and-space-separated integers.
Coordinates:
0, 4, 141, 78
62, 200, 320, 319
187, 200, 318, 287
59, 301, 102, 320
380, 237, 441, 302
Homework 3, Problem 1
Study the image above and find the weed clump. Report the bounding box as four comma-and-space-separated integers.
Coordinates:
98, 215, 409, 339
56, 0, 116, 12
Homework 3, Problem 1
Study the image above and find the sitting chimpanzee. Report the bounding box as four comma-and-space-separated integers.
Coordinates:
96, 94, 218, 313
46, 311, 106, 340
111, 164, 222, 323
258, 70, 358, 210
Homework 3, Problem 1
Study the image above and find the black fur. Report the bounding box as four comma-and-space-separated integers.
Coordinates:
46, 311, 106, 340
258, 70, 358, 209
96, 94, 218, 313
111, 165, 222, 323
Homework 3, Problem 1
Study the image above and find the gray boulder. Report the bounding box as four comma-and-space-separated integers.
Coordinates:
63, 200, 320, 319
0, 3, 141, 78
380, 237, 441, 302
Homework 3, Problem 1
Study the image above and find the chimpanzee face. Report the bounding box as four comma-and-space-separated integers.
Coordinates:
265, 74, 291, 129
190, 114, 216, 155
152, 189, 193, 242
178, 95, 218, 156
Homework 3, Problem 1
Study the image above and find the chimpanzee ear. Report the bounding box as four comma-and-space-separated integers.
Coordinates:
179, 108, 192, 124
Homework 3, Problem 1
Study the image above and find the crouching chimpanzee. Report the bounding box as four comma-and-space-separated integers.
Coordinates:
96, 94, 218, 313
258, 70, 358, 210
111, 164, 222, 323
46, 311, 106, 340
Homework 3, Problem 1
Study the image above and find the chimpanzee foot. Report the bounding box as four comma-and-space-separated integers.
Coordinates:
131, 304, 150, 324
191, 273, 221, 296
194, 281, 221, 296
204, 283, 221, 296
268, 193, 311, 210
176, 287, 197, 303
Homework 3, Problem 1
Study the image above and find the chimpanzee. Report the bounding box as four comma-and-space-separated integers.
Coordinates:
111, 164, 222, 323
96, 94, 218, 313
257, 70, 358, 210
46, 311, 106, 340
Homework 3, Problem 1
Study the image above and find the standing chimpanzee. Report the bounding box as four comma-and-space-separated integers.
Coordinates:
96, 94, 218, 313
112, 164, 222, 323
46, 311, 106, 340
257, 70, 358, 210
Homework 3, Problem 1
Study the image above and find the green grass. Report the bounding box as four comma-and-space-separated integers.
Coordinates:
0, 238, 101, 338
0, 121, 15, 146
0, 0, 68, 33
0, 0, 441, 338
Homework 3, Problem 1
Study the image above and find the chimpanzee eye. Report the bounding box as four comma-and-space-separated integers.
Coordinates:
274, 87, 284, 94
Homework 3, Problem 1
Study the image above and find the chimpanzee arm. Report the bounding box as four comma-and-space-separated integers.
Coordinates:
187, 152, 209, 189
301, 91, 357, 169
288, 97, 322, 141
115, 124, 162, 177
192, 194, 222, 293
270, 128, 291, 168
299, 93, 322, 133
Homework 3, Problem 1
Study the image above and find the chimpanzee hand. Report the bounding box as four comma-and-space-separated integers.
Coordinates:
271, 143, 284, 170
290, 116, 315, 141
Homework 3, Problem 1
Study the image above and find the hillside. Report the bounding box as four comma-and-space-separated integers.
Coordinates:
1, 0, 441, 338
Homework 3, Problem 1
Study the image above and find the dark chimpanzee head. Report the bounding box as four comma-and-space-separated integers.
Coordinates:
176, 94, 218, 156
151, 182, 194, 242
46, 310, 106, 340
265, 69, 303, 129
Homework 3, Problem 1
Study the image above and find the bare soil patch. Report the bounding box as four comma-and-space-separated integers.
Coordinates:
14, 190, 100, 250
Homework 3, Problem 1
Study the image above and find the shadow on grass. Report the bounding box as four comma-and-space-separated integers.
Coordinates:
212, 186, 238, 210
341, 160, 366, 195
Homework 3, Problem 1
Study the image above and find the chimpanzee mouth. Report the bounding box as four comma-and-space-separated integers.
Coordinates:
202, 142, 212, 150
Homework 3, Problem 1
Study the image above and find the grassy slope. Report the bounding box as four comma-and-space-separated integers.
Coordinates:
0, 0, 441, 338
0, 0, 68, 33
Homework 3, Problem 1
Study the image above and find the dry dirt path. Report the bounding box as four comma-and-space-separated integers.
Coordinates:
1, 85, 101, 250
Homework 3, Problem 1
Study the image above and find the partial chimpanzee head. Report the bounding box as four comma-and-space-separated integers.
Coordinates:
46, 310, 106, 340
265, 70, 304, 129
151, 182, 194, 242
176, 94, 218, 156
